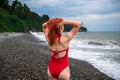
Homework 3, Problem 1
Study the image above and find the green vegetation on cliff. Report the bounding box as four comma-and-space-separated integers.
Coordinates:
0, 7, 27, 32
0, 0, 87, 32
64, 24, 87, 32
0, 0, 49, 32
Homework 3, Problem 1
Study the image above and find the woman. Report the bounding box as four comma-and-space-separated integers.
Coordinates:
42, 18, 81, 80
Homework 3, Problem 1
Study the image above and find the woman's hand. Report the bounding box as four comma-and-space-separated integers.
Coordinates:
42, 23, 48, 32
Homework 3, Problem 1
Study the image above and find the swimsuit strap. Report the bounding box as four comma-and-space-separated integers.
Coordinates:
55, 34, 59, 38
49, 48, 69, 57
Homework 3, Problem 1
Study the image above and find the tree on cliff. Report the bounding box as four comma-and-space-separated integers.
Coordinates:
79, 22, 87, 32
0, 0, 10, 11
79, 26, 87, 32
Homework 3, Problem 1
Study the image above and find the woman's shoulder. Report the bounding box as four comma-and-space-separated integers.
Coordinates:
61, 33, 73, 42
60, 35, 71, 45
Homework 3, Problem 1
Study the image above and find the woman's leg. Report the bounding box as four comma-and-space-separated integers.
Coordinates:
47, 68, 57, 80
58, 67, 70, 80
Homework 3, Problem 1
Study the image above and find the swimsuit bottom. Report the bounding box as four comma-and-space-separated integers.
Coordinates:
48, 48, 69, 78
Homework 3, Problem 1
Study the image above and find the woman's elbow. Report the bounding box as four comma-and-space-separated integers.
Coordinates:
76, 23, 81, 28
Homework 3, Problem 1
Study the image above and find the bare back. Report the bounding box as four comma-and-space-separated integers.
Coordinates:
45, 33, 70, 58
42, 19, 81, 58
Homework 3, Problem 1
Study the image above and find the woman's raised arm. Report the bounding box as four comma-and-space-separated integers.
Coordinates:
42, 23, 47, 33
62, 20, 82, 40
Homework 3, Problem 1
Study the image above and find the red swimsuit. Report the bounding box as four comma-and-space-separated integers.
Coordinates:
48, 48, 69, 78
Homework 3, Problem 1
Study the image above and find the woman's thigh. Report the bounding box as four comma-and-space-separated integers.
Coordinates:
47, 68, 57, 80
58, 67, 70, 80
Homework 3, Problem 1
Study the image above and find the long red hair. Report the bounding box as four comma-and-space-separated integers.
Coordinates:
46, 18, 63, 46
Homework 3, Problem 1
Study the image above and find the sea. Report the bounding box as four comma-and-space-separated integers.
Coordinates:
30, 31, 120, 80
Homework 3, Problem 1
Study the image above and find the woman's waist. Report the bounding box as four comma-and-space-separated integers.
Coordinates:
50, 56, 68, 62
51, 54, 68, 59
49, 58, 69, 66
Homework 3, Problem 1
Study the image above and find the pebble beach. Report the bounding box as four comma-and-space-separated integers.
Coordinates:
0, 33, 114, 80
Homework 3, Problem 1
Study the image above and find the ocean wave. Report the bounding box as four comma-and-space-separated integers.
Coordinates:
88, 41, 107, 45
69, 49, 120, 80
70, 39, 120, 50
30, 31, 46, 41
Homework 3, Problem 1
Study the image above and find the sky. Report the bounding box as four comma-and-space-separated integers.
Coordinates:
10, 0, 120, 31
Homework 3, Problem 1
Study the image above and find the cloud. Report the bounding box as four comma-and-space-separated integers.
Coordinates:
64, 0, 120, 16
23, 0, 62, 8
21, 0, 120, 18
64, 12, 120, 21
23, 0, 120, 15
64, 12, 120, 31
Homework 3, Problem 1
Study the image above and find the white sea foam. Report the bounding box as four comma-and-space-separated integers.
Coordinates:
30, 31, 120, 80
70, 39, 120, 80
69, 49, 120, 80
70, 39, 120, 50
30, 31, 46, 41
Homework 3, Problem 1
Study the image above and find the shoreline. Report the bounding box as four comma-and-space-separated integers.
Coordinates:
0, 33, 114, 80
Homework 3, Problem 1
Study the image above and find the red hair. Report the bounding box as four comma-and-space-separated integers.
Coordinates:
46, 18, 63, 46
